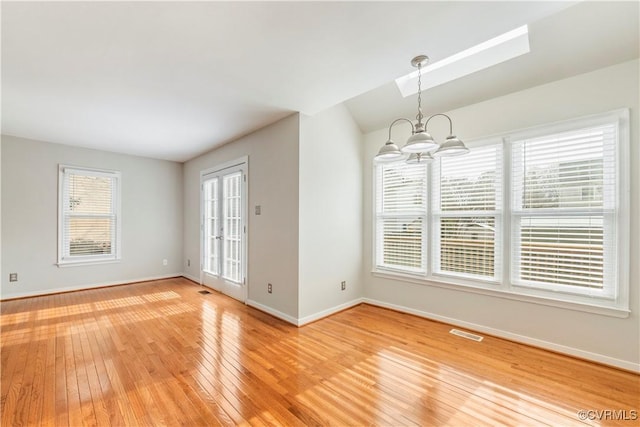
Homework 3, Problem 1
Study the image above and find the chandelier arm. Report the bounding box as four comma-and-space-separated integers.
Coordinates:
387, 118, 415, 141
424, 113, 454, 135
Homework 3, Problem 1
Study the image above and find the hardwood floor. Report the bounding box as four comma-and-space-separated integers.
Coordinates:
1, 278, 638, 426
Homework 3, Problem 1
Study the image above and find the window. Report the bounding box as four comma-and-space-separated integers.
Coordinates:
433, 143, 502, 281
373, 109, 629, 314
511, 124, 617, 297
58, 166, 121, 265
375, 161, 428, 274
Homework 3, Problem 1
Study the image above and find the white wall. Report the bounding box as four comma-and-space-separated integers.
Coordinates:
298, 104, 363, 322
182, 114, 300, 320
1, 135, 184, 299
362, 59, 640, 371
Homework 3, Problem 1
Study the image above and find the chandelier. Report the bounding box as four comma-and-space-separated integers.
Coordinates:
375, 55, 469, 163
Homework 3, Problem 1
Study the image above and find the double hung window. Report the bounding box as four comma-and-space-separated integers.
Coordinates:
373, 110, 629, 313
58, 166, 121, 265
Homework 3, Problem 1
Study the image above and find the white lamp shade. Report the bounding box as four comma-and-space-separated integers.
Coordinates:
432, 135, 469, 157
375, 140, 404, 161
401, 131, 438, 153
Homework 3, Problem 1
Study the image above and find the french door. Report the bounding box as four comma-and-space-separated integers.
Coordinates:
201, 160, 247, 302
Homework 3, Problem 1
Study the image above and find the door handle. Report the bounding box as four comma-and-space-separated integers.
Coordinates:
215, 236, 223, 240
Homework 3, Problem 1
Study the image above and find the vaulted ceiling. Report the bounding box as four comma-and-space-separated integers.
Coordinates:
2, 1, 638, 162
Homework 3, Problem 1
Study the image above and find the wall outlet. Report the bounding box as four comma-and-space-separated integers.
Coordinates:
187, 259, 191, 267
268, 283, 272, 294
9, 273, 18, 282
255, 205, 261, 215
162, 259, 168, 266
341, 281, 346, 291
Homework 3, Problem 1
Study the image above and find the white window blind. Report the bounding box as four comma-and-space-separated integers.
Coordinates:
375, 161, 428, 273
59, 166, 121, 264
433, 144, 502, 280
511, 123, 617, 295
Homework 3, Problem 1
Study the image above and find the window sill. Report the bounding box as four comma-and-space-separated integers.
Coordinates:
371, 269, 630, 319
57, 259, 121, 268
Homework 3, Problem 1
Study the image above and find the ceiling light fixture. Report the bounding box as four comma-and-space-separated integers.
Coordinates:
375, 55, 469, 163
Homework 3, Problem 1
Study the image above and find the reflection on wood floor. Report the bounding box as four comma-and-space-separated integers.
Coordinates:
1, 277, 638, 426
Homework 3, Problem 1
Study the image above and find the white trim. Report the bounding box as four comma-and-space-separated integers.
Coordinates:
0, 274, 182, 300
201, 156, 249, 179
245, 299, 298, 325
298, 298, 364, 326
181, 273, 201, 284
363, 297, 639, 373
57, 259, 121, 268
372, 270, 629, 318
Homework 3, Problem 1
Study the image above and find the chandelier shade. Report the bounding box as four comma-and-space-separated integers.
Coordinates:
432, 135, 470, 157
375, 140, 404, 161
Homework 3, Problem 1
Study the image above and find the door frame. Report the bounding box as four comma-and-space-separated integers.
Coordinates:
199, 156, 249, 302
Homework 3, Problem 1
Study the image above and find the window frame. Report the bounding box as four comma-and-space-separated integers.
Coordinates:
372, 109, 630, 317
57, 165, 122, 267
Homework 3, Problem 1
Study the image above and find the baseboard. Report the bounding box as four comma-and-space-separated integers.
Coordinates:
181, 273, 201, 284
363, 298, 640, 373
245, 299, 298, 326
298, 298, 364, 326
0, 273, 183, 301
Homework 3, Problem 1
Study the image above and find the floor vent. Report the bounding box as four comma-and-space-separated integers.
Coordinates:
198, 290, 211, 295
449, 329, 484, 342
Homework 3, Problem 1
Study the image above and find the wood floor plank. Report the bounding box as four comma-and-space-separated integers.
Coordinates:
1, 278, 638, 426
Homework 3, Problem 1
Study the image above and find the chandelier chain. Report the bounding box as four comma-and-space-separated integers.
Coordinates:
416, 63, 423, 124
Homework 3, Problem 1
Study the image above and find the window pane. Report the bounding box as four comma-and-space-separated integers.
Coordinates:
223, 172, 242, 282
512, 125, 615, 210
379, 162, 427, 213
439, 217, 495, 278
67, 174, 113, 214
379, 218, 424, 272
518, 216, 603, 289
68, 217, 113, 256
439, 145, 500, 211
204, 178, 219, 275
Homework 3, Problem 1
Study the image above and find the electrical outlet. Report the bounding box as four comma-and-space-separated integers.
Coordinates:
268, 283, 272, 294
187, 259, 191, 267
341, 281, 346, 291
162, 259, 168, 266
9, 273, 18, 282
255, 205, 261, 215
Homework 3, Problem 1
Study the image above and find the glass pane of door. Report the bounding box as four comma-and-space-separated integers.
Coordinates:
223, 172, 242, 283
203, 177, 219, 275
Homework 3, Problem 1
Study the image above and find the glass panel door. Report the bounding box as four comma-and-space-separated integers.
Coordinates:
201, 162, 246, 302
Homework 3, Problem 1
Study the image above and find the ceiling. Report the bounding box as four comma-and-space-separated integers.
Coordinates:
1, 1, 638, 162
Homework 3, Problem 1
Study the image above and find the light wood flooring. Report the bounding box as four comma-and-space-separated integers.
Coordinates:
1, 277, 638, 426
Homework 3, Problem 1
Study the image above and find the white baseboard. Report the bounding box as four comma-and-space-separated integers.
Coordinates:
1, 273, 183, 300
181, 273, 201, 284
298, 298, 364, 326
363, 298, 640, 373
246, 299, 298, 325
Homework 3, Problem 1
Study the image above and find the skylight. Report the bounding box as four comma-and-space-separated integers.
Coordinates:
395, 25, 530, 97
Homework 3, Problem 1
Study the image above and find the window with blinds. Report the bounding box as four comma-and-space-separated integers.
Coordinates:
58, 166, 121, 265
433, 144, 501, 280
372, 109, 628, 312
375, 161, 428, 273
511, 123, 617, 294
